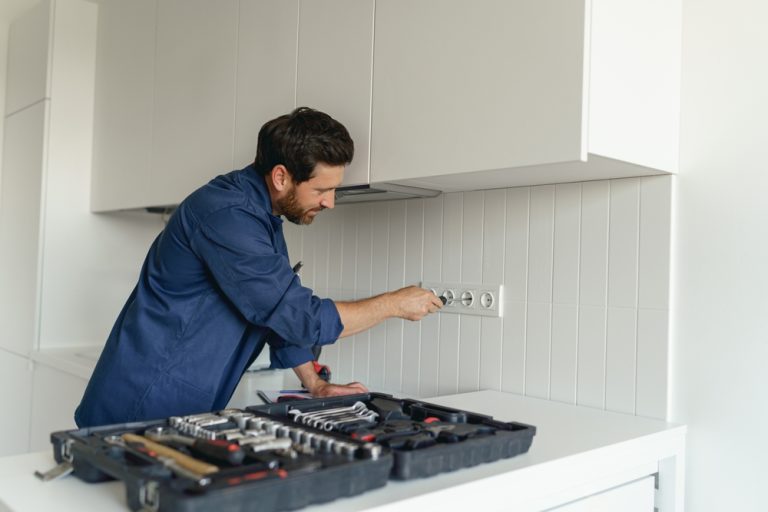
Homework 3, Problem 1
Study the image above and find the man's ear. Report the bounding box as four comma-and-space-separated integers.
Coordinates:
270, 164, 292, 192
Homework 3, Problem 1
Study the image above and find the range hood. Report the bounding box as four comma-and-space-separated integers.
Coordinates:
334, 183, 440, 204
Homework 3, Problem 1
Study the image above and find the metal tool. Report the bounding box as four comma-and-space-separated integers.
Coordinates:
122, 433, 219, 476
144, 427, 246, 465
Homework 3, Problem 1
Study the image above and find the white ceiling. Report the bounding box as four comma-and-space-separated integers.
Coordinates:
0, 0, 41, 26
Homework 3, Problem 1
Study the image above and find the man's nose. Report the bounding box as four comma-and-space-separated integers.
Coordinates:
320, 192, 335, 210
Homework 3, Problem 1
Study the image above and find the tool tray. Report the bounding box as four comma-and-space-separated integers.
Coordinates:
45, 393, 535, 511
247, 392, 536, 480
48, 411, 392, 512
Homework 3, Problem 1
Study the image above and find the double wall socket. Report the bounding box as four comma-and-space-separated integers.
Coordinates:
421, 281, 503, 317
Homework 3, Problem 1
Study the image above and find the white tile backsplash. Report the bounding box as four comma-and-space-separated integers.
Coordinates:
286, 175, 672, 419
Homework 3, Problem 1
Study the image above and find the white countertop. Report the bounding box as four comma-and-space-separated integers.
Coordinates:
0, 390, 686, 512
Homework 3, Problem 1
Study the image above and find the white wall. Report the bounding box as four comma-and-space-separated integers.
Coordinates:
672, 0, 768, 509
285, 175, 672, 419
0, 0, 165, 456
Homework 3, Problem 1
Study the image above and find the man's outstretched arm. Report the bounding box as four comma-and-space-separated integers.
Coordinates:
335, 285, 443, 337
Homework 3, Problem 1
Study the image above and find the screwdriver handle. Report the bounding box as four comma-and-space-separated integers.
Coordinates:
192, 439, 245, 465
122, 433, 219, 475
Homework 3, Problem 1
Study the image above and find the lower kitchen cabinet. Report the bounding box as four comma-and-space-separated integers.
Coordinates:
28, 364, 87, 452
0, 350, 33, 457
548, 476, 655, 512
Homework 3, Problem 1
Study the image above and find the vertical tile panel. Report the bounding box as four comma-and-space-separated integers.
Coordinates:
438, 193, 462, 395
638, 176, 672, 309
327, 209, 344, 300
527, 186, 555, 302
525, 186, 554, 398
336, 207, 358, 382
576, 181, 609, 409
458, 191, 483, 392
552, 183, 581, 305
368, 203, 390, 390
501, 187, 529, 394
636, 308, 669, 419
579, 181, 610, 306
353, 206, 373, 384
550, 304, 578, 403
608, 178, 640, 308
340, 206, 358, 299
312, 214, 336, 369
384, 202, 406, 392
323, 209, 344, 371
577, 305, 607, 408
525, 302, 552, 398
605, 307, 637, 414
420, 195, 444, 397
402, 200, 424, 395
480, 190, 506, 391
550, 183, 581, 403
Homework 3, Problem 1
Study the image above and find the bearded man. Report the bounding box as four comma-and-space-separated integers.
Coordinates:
75, 107, 442, 427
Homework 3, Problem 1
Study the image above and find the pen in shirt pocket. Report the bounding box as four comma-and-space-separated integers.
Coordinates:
292, 261, 303, 273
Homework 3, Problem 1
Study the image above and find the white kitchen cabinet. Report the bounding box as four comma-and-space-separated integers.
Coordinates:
91, 0, 301, 211
28, 364, 87, 452
3, 0, 49, 115
295, 0, 374, 187
548, 476, 655, 511
0, 103, 46, 356
90, 0, 156, 212
370, 0, 681, 191
149, 0, 239, 206
0, 350, 33, 457
233, 0, 299, 167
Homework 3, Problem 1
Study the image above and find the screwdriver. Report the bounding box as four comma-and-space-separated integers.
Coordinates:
144, 431, 246, 465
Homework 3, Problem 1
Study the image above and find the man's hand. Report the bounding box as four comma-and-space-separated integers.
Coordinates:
388, 285, 444, 321
309, 380, 369, 397
293, 360, 368, 397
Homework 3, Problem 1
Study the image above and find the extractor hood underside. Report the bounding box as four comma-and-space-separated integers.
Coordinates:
334, 183, 440, 204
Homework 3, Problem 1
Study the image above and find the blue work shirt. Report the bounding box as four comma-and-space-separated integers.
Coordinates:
75, 165, 343, 427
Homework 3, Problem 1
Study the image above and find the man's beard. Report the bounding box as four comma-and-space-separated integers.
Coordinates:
277, 188, 320, 225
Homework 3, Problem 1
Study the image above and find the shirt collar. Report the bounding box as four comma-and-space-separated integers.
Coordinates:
241, 164, 284, 226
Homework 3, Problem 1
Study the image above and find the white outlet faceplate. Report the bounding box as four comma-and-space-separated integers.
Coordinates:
421, 282, 503, 317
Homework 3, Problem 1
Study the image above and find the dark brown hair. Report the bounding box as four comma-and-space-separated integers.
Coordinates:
254, 107, 354, 183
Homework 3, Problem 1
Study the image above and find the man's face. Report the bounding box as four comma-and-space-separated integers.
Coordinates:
277, 162, 344, 225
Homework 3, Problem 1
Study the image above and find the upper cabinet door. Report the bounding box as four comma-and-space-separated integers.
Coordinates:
4, 0, 50, 115
150, 0, 239, 206
370, 0, 680, 191
91, 0, 156, 212
371, 0, 587, 185
296, 0, 374, 187
234, 0, 299, 168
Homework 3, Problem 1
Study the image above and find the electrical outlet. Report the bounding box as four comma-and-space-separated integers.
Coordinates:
421, 282, 503, 317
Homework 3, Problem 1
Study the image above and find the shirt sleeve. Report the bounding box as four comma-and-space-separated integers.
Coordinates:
269, 345, 315, 369
190, 206, 343, 348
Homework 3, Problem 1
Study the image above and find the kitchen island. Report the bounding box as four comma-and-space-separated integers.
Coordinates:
0, 390, 685, 512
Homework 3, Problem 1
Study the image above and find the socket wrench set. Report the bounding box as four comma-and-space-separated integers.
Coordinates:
42, 393, 535, 511
248, 393, 536, 480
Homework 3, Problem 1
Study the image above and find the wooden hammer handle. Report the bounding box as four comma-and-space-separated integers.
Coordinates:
122, 433, 219, 475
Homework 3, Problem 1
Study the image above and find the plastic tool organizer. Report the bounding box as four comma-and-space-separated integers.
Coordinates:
248, 392, 536, 480
46, 393, 535, 512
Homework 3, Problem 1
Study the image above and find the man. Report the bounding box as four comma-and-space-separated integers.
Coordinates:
75, 107, 442, 427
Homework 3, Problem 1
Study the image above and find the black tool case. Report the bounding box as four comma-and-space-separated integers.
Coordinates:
46, 393, 535, 511
49, 415, 392, 512
247, 392, 536, 480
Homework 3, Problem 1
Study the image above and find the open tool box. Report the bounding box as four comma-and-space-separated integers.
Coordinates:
45, 410, 392, 512
43, 393, 535, 511
248, 392, 536, 480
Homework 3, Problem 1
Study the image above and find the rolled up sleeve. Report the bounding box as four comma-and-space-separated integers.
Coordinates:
191, 206, 344, 348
